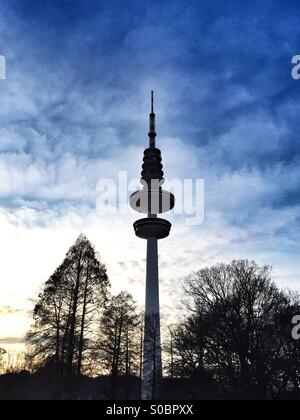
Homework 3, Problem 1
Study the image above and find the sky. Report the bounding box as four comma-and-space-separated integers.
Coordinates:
0, 0, 300, 348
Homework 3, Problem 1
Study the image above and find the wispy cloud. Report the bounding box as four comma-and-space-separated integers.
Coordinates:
0, 306, 23, 316
0, 336, 24, 345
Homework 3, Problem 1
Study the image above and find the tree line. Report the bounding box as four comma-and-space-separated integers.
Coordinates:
20, 236, 300, 399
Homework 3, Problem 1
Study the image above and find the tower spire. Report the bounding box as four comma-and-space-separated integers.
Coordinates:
149, 91, 156, 148
151, 90, 154, 113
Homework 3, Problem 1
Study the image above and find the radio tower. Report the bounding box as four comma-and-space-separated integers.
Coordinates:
130, 92, 175, 400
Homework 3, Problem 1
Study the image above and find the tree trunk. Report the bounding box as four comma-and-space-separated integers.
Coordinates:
61, 297, 73, 376
170, 330, 174, 378
67, 251, 83, 374
53, 299, 61, 373
77, 265, 90, 377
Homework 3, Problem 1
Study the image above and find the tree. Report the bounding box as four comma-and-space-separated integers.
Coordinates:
171, 260, 300, 399
138, 313, 144, 381
98, 292, 139, 398
268, 291, 300, 398
168, 316, 206, 379
168, 325, 175, 379
142, 313, 163, 400
26, 234, 109, 378
0, 348, 7, 372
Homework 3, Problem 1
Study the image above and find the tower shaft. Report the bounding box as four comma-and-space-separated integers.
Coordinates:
145, 237, 160, 315
142, 237, 162, 400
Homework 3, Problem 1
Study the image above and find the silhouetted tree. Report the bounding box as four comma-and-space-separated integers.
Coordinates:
0, 348, 6, 372
26, 235, 109, 378
98, 292, 139, 375
139, 313, 144, 381
168, 315, 206, 378
168, 326, 175, 379
171, 260, 300, 399
98, 291, 139, 398
142, 313, 163, 400
268, 291, 300, 399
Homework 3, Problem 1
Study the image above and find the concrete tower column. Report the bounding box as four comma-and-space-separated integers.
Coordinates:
142, 236, 162, 400
130, 92, 175, 400
146, 237, 159, 315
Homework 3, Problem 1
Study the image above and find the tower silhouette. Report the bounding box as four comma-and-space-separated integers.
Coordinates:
130, 92, 175, 400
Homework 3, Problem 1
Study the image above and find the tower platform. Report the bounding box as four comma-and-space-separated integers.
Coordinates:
133, 218, 172, 240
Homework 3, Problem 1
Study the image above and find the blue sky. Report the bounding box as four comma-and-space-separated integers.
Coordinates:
0, 0, 300, 344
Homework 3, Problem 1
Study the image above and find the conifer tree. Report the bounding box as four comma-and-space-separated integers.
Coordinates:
26, 234, 109, 377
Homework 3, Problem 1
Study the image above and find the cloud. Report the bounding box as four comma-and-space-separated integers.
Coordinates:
0, 0, 300, 340
0, 337, 24, 345
0, 306, 23, 316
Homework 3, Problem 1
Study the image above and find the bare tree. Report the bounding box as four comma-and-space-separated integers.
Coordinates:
0, 348, 7, 373
98, 292, 140, 398
173, 260, 298, 399
142, 314, 162, 400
